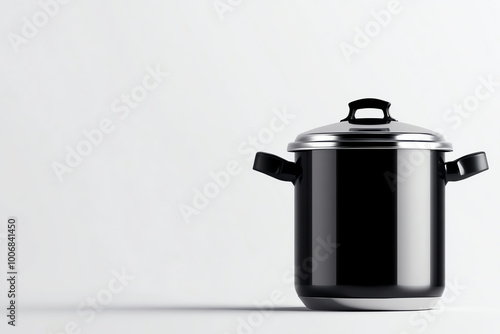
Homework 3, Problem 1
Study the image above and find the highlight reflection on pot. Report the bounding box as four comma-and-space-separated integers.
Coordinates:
253, 98, 488, 311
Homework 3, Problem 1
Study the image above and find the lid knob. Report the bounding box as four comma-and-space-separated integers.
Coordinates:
342, 98, 396, 125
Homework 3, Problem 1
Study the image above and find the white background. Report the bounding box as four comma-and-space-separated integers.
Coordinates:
1, 0, 499, 333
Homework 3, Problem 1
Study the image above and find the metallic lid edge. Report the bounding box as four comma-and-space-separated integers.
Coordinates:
287, 141, 453, 151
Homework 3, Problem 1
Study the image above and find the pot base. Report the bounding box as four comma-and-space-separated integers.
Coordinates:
300, 296, 439, 311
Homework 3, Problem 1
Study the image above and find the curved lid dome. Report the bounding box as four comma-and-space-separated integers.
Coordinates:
287, 98, 452, 152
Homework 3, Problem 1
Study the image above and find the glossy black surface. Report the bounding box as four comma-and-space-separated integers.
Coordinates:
253, 152, 301, 184
445, 151, 489, 182
294, 150, 446, 298
341, 98, 396, 124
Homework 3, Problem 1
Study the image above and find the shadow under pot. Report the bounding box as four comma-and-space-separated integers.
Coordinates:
253, 98, 488, 311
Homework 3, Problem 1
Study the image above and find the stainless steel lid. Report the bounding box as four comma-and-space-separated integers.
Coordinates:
288, 98, 453, 151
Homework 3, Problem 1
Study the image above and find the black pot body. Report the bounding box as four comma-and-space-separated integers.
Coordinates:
294, 149, 446, 299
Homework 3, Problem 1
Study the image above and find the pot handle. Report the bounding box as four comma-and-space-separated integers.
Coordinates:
253, 152, 301, 184
342, 98, 396, 124
445, 151, 489, 182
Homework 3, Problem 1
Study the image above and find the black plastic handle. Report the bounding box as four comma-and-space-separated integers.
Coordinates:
253, 152, 300, 184
445, 151, 489, 183
341, 98, 396, 124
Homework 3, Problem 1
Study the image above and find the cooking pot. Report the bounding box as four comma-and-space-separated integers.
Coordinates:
253, 98, 488, 311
